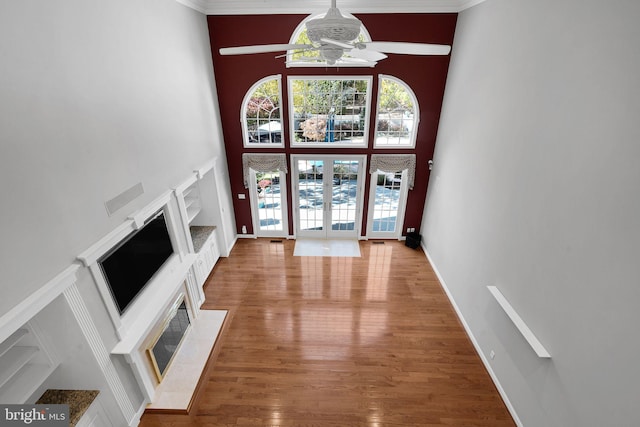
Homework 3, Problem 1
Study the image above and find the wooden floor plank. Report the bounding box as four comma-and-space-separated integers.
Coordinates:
140, 239, 515, 426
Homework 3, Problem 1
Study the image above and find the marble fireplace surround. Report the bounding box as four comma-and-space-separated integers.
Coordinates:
146, 294, 191, 383
145, 308, 227, 411
110, 279, 227, 411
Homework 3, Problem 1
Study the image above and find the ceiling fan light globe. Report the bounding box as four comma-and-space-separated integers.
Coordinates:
320, 47, 344, 64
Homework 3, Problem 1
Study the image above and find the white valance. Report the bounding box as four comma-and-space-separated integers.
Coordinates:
369, 154, 416, 190
242, 153, 288, 188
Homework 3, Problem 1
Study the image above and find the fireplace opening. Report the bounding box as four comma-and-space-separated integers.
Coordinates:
147, 294, 191, 381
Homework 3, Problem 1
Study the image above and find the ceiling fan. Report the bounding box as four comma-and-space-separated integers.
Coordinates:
218, 0, 451, 66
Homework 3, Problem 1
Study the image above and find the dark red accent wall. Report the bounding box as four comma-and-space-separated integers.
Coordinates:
207, 13, 457, 236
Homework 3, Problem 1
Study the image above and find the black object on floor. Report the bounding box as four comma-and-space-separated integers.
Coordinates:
405, 232, 421, 249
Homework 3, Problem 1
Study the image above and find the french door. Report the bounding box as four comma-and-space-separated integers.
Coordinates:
248, 168, 288, 237
366, 169, 410, 239
292, 155, 366, 239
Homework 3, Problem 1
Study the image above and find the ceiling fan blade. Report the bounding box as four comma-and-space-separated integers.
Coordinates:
286, 57, 377, 67
275, 47, 320, 59
219, 44, 312, 55
364, 42, 451, 56
339, 57, 378, 67
320, 38, 353, 50
348, 49, 387, 62
317, 38, 387, 63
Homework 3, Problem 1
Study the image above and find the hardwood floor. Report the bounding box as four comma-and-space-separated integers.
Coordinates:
140, 239, 515, 426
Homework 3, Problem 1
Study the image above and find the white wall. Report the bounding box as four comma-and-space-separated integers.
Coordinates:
0, 0, 227, 315
422, 0, 640, 426
0, 0, 232, 423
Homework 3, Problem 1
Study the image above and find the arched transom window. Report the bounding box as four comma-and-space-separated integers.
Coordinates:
242, 75, 421, 150
374, 75, 419, 148
242, 75, 284, 148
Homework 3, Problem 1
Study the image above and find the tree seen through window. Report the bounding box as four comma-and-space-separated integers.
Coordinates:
289, 77, 371, 146
243, 77, 283, 146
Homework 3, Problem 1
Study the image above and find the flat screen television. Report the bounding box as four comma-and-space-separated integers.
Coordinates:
99, 210, 175, 315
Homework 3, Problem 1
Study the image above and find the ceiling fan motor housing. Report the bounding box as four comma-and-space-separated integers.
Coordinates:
305, 7, 362, 43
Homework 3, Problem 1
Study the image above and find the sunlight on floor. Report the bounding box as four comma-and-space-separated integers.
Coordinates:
293, 239, 361, 257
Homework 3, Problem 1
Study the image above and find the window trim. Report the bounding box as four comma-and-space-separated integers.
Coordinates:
287, 75, 373, 149
373, 75, 420, 149
241, 74, 284, 148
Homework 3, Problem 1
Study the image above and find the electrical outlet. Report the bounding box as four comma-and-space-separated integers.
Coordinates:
406, 227, 411, 233
490, 350, 496, 360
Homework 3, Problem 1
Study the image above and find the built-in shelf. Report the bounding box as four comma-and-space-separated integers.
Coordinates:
0, 363, 52, 404
186, 206, 201, 223
174, 167, 218, 256
184, 181, 202, 224
0, 266, 76, 405
183, 186, 196, 198
487, 286, 551, 358
169, 161, 221, 312
0, 346, 39, 388
184, 197, 197, 210
0, 322, 60, 404
0, 328, 28, 358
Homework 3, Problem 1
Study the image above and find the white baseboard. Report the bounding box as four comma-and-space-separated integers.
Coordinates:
421, 243, 523, 427
224, 237, 238, 256
236, 234, 256, 239
130, 404, 145, 427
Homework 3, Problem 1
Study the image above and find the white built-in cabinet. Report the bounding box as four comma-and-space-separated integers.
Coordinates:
74, 394, 111, 427
192, 228, 220, 290
175, 160, 222, 300
0, 158, 228, 425
0, 266, 115, 424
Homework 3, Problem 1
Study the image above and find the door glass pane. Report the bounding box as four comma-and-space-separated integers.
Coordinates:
298, 160, 324, 231
372, 172, 402, 232
331, 160, 360, 231
255, 171, 283, 232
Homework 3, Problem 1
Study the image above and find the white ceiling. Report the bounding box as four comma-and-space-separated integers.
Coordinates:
176, 0, 487, 15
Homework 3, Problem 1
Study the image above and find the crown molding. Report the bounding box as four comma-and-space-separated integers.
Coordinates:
175, 0, 207, 14
177, 0, 487, 15
457, 0, 488, 11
